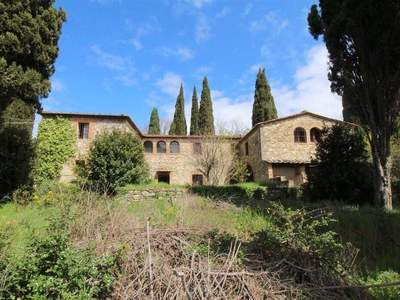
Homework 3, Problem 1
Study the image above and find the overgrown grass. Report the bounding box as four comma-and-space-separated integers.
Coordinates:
1, 182, 400, 298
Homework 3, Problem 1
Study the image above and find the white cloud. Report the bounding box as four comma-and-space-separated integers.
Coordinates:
51, 79, 65, 92
155, 72, 183, 98
195, 13, 212, 43
158, 46, 195, 61
211, 90, 253, 131
243, 3, 252, 16
216, 7, 229, 18
90, 45, 131, 71
272, 45, 342, 120
250, 12, 289, 34
186, 0, 213, 9
115, 75, 138, 86
131, 38, 142, 51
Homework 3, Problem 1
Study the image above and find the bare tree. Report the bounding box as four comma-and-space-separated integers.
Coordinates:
188, 135, 238, 185
215, 118, 249, 136
160, 118, 171, 135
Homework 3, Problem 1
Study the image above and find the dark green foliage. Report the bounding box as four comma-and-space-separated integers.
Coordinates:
1, 99, 35, 134
251, 68, 277, 127
0, 203, 122, 299
148, 108, 160, 134
0, 0, 66, 114
0, 126, 34, 199
86, 130, 149, 193
198, 77, 215, 135
169, 83, 187, 135
190, 86, 199, 135
35, 116, 76, 183
304, 124, 373, 204
308, 0, 400, 209
0, 99, 36, 199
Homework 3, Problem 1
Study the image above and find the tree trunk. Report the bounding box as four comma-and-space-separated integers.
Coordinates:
372, 148, 392, 210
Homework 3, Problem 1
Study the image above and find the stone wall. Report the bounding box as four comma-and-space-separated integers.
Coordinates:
143, 136, 238, 186
123, 187, 188, 202
260, 114, 336, 163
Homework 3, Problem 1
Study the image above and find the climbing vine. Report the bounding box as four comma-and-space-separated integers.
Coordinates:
35, 117, 76, 183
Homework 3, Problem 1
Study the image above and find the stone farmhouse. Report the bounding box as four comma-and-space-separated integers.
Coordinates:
40, 110, 348, 186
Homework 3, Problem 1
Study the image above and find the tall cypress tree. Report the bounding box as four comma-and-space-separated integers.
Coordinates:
148, 108, 160, 134
190, 86, 199, 135
169, 83, 187, 135
252, 68, 277, 127
198, 77, 215, 135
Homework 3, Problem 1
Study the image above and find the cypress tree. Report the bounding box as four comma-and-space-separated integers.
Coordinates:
148, 108, 160, 134
198, 77, 215, 135
252, 68, 277, 127
190, 86, 199, 135
169, 83, 187, 135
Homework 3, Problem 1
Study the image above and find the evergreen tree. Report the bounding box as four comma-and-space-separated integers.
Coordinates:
148, 108, 160, 134
0, 0, 66, 116
190, 86, 199, 135
169, 83, 187, 135
198, 77, 215, 135
251, 68, 277, 127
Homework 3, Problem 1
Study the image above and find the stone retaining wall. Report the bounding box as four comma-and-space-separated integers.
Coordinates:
124, 188, 188, 202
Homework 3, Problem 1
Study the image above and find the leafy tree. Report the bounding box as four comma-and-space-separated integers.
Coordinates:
304, 124, 373, 204
0, 0, 66, 115
35, 117, 76, 183
169, 83, 187, 135
86, 130, 149, 194
0, 127, 35, 199
148, 108, 160, 135
252, 68, 277, 127
190, 86, 199, 135
198, 77, 215, 135
308, 0, 400, 210
0, 99, 36, 198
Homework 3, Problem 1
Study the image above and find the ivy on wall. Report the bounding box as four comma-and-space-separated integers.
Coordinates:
35, 116, 76, 183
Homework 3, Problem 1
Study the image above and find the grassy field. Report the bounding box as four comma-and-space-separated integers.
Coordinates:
1, 182, 399, 299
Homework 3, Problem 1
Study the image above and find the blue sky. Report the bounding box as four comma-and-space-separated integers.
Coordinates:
36, 0, 343, 134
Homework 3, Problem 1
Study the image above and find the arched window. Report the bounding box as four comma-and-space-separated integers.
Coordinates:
294, 127, 307, 143
157, 141, 166, 153
144, 141, 153, 153
170, 141, 180, 153
310, 128, 321, 142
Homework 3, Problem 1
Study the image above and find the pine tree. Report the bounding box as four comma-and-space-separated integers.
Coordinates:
198, 77, 215, 135
190, 86, 199, 135
0, 0, 66, 116
169, 83, 187, 135
252, 68, 277, 127
148, 108, 160, 134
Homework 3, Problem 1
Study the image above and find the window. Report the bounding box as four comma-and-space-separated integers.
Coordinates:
310, 128, 321, 142
144, 141, 153, 153
194, 143, 202, 154
245, 142, 249, 156
78, 123, 89, 139
157, 172, 170, 184
294, 127, 307, 143
170, 141, 180, 153
157, 141, 166, 153
192, 174, 203, 186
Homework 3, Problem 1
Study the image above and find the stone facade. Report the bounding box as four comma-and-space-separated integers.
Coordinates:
40, 110, 350, 186
239, 111, 349, 185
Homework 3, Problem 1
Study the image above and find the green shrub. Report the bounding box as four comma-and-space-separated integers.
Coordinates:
84, 130, 150, 194
0, 202, 123, 299
304, 124, 373, 205
35, 117, 76, 183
